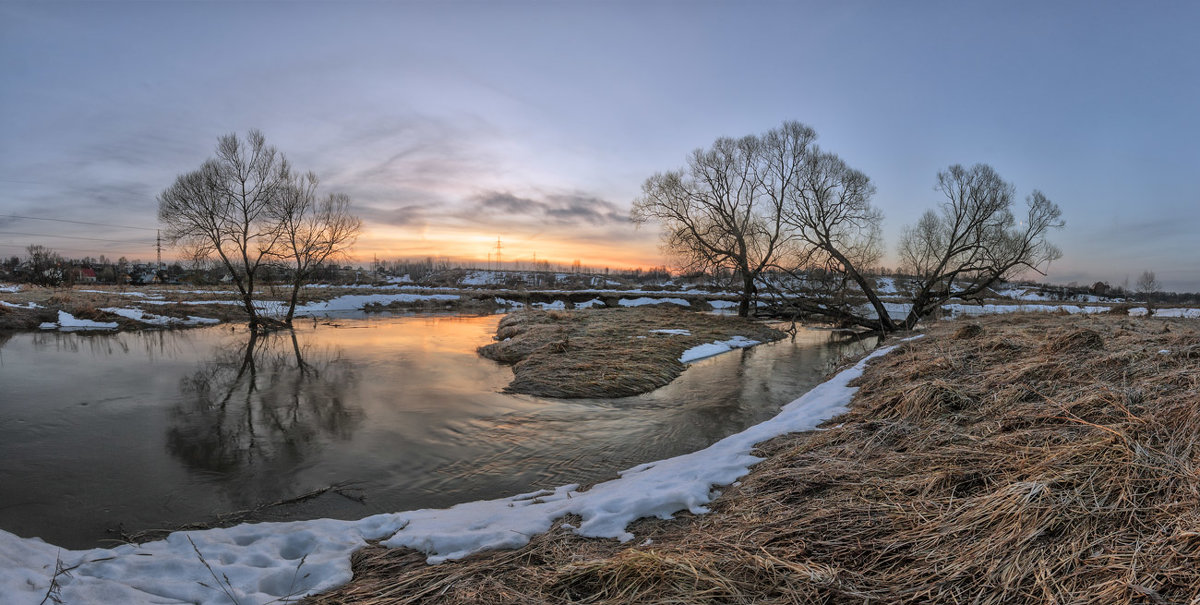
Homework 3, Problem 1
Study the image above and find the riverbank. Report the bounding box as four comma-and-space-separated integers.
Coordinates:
477, 307, 786, 398
0, 283, 720, 332
308, 313, 1200, 604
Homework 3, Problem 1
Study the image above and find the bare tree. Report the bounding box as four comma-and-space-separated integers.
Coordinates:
1136, 270, 1160, 315
159, 131, 291, 328
767, 150, 888, 329
893, 164, 1064, 329
272, 171, 363, 324
632, 122, 816, 316
160, 130, 360, 329
24, 244, 64, 286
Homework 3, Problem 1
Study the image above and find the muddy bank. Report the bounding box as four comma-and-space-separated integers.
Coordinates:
309, 313, 1200, 605
477, 307, 786, 398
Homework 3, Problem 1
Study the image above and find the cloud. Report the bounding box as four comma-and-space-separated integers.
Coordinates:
355, 203, 434, 228
466, 190, 632, 228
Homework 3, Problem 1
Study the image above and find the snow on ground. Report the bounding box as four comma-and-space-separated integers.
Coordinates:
875, 277, 898, 295
0, 338, 912, 605
618, 297, 691, 307
679, 335, 761, 363
943, 303, 1111, 317
708, 300, 739, 310
288, 293, 462, 316
37, 310, 118, 331
460, 271, 500, 286
650, 329, 691, 336
1129, 307, 1200, 318
140, 299, 243, 307
0, 300, 41, 309
0, 283, 20, 293
100, 307, 221, 327
78, 290, 165, 299
993, 287, 1055, 301
575, 298, 605, 309
495, 298, 568, 311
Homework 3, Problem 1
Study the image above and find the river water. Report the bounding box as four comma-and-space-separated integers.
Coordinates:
0, 313, 873, 549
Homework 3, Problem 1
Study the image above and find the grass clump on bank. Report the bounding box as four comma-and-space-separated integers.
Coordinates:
477, 307, 785, 398
308, 313, 1200, 604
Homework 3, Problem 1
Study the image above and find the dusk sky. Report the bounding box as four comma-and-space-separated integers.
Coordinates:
2, 1, 1198, 290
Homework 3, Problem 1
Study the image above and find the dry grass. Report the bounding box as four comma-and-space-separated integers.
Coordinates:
307, 313, 1200, 605
477, 307, 785, 398
0, 285, 254, 330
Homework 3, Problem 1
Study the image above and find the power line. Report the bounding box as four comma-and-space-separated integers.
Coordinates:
2, 214, 159, 232
0, 230, 155, 244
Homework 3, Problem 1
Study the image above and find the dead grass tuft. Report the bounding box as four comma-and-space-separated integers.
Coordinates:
952, 323, 983, 339
1041, 327, 1104, 353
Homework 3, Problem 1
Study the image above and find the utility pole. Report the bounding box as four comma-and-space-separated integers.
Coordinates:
495, 237, 503, 272
156, 230, 162, 270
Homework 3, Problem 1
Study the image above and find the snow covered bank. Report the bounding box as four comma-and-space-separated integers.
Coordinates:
619, 297, 690, 307
679, 336, 761, 363
288, 293, 462, 315
100, 307, 221, 327
0, 336, 909, 605
943, 303, 1111, 317
0, 300, 40, 309
1129, 307, 1200, 319
37, 310, 118, 331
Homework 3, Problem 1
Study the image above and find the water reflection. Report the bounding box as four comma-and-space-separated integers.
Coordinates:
1, 315, 874, 549
168, 329, 361, 476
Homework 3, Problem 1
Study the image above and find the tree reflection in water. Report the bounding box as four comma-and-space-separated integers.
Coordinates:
168, 328, 361, 480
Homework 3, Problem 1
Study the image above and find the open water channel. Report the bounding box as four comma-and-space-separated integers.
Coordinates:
0, 313, 874, 549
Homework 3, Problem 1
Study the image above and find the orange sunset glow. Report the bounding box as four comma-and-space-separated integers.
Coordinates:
350, 224, 666, 271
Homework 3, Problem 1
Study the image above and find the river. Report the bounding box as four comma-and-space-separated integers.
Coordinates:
0, 313, 873, 549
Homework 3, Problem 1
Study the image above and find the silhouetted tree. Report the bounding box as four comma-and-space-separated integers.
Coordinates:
158, 130, 361, 329
633, 121, 816, 316
1137, 270, 1160, 314
271, 171, 362, 324
892, 164, 1063, 329
25, 244, 64, 286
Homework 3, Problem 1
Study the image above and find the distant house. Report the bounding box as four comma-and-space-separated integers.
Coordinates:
74, 267, 98, 283
131, 269, 160, 285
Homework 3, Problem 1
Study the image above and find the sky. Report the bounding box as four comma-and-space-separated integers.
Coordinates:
1, 1, 1198, 290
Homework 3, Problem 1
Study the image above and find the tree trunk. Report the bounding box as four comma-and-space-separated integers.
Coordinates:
285, 274, 303, 325
738, 273, 756, 317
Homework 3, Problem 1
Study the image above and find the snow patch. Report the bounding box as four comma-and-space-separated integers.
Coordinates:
100, 307, 220, 327
1129, 307, 1200, 319
679, 335, 761, 363
650, 329, 691, 336
0, 300, 40, 309
575, 298, 605, 309
618, 297, 690, 307
37, 310, 118, 331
